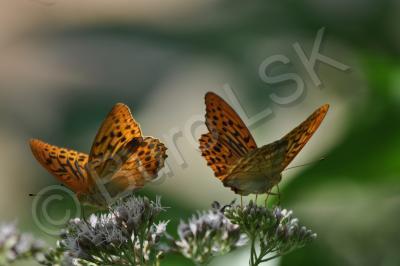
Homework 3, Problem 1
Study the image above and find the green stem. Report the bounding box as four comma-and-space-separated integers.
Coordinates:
249, 235, 257, 266
259, 253, 282, 263
139, 229, 145, 265
123, 248, 136, 266
129, 235, 137, 265
249, 240, 282, 266
254, 249, 281, 265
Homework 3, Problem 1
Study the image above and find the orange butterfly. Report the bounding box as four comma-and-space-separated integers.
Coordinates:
30, 103, 167, 208
199, 92, 329, 196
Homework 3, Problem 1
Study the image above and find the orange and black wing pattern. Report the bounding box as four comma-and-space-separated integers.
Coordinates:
199, 92, 257, 179
105, 137, 168, 196
30, 103, 168, 207
199, 91, 329, 196
280, 104, 329, 169
88, 103, 143, 179
199, 133, 237, 180
29, 139, 92, 193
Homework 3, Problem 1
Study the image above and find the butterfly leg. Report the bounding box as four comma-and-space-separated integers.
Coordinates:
276, 185, 281, 206
265, 189, 281, 207
265, 191, 270, 207
264, 187, 281, 206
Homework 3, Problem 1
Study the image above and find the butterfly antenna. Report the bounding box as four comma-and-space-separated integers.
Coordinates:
284, 157, 326, 171
29, 184, 65, 198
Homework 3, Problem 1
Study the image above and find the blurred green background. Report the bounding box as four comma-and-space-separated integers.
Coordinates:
1, 0, 399, 265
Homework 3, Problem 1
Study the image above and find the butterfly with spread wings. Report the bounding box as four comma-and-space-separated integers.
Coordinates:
30, 103, 167, 208
199, 92, 329, 196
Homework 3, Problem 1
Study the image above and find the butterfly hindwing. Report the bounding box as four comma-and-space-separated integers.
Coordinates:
88, 137, 145, 182
89, 103, 143, 178
106, 137, 168, 195
281, 104, 329, 169
224, 140, 288, 194
205, 92, 257, 157
199, 133, 238, 180
29, 139, 92, 193
229, 140, 288, 178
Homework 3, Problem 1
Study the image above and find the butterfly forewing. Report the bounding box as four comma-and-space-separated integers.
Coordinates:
205, 92, 257, 156
89, 103, 143, 178
199, 92, 258, 179
280, 104, 329, 169
29, 139, 92, 193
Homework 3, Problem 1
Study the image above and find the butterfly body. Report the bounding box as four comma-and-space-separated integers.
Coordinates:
224, 140, 287, 195
30, 103, 167, 208
199, 92, 329, 196
75, 178, 143, 208
76, 189, 109, 209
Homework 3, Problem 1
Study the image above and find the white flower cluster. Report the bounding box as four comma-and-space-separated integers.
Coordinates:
33, 197, 317, 266
0, 222, 46, 264
45, 196, 169, 266
224, 201, 317, 266
176, 204, 247, 265
273, 208, 317, 253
